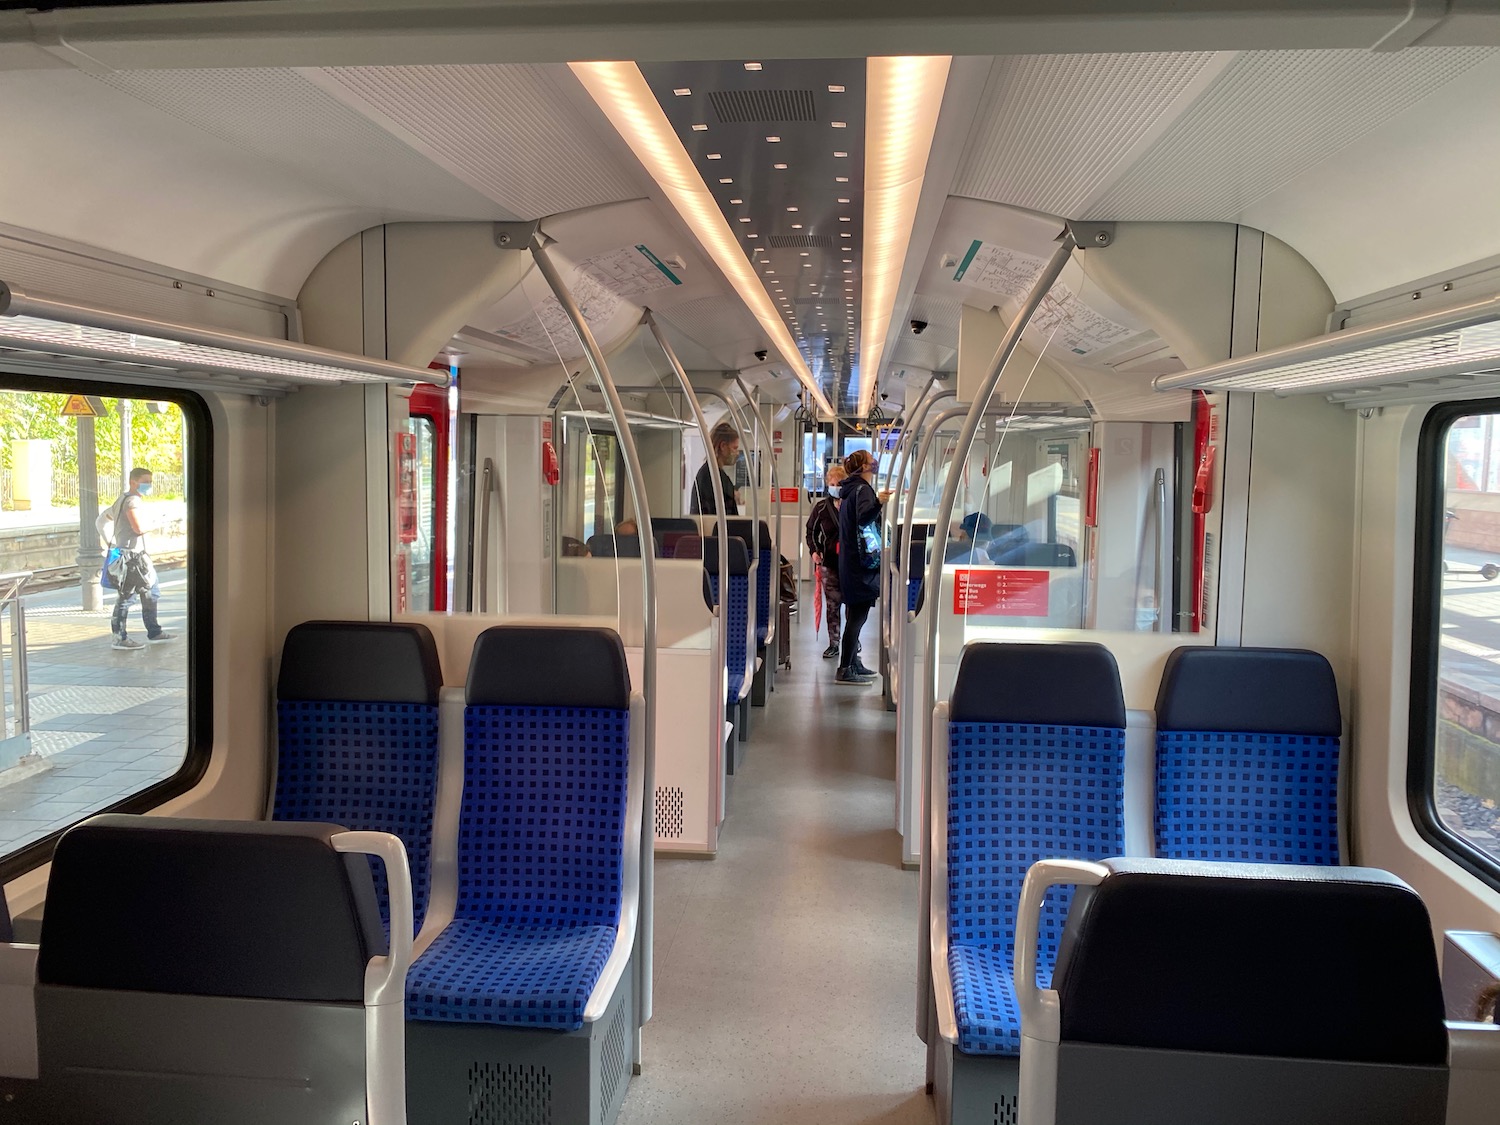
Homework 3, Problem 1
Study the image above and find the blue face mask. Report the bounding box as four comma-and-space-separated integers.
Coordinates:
137, 482, 152, 496
827, 484, 841, 498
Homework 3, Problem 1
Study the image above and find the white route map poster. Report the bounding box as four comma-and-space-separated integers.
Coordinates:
953, 239, 1137, 357
580, 244, 682, 297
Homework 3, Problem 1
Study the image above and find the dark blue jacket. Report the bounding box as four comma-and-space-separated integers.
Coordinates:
837, 474, 883, 606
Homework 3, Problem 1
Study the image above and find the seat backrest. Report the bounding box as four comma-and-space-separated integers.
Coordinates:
461, 626, 632, 928
1053, 859, 1448, 1065
673, 534, 704, 559
722, 519, 774, 636
651, 517, 698, 535
38, 815, 383, 1003
703, 538, 752, 678
947, 643, 1127, 971
989, 540, 1076, 567
1154, 647, 1342, 864
585, 532, 662, 558
274, 621, 442, 933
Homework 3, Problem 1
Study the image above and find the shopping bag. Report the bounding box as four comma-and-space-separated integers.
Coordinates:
99, 547, 123, 591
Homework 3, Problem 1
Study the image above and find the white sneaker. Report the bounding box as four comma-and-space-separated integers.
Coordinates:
112, 636, 144, 651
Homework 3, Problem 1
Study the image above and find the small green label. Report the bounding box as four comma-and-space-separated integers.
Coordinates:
636, 245, 682, 285
953, 239, 982, 282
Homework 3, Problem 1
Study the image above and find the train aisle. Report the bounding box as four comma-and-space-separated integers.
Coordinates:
618, 608, 929, 1125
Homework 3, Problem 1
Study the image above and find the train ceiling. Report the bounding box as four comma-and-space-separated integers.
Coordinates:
0, 43, 1496, 411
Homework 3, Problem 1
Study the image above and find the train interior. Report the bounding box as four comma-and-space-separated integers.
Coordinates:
0, 3, 1499, 1123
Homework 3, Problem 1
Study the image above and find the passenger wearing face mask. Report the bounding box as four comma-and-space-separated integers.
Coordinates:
106, 467, 173, 651
804, 463, 847, 659
835, 449, 894, 685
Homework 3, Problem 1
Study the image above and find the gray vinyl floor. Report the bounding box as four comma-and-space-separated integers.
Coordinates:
617, 602, 933, 1125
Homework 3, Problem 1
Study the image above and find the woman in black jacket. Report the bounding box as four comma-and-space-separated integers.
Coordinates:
835, 449, 892, 684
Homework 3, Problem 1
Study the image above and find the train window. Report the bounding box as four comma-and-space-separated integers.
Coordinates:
0, 379, 208, 878
1413, 402, 1500, 887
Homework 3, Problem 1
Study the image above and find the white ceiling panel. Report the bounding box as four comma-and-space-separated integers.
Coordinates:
952, 52, 1224, 218
1085, 47, 1498, 222
316, 64, 646, 219
89, 68, 504, 220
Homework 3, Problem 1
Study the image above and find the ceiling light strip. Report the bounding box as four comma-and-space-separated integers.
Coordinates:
0, 281, 445, 387
859, 56, 951, 417
1152, 293, 1500, 396
570, 61, 835, 417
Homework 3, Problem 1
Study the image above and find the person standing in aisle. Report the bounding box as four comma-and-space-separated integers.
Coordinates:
835, 450, 892, 685
805, 463, 847, 659
690, 420, 741, 516
108, 467, 174, 651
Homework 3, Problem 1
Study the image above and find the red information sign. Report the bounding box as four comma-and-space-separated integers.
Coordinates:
953, 569, 1050, 617
778, 487, 801, 503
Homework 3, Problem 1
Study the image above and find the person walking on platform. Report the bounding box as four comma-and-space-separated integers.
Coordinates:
690, 420, 741, 516
105, 467, 174, 651
835, 450, 892, 685
805, 463, 847, 659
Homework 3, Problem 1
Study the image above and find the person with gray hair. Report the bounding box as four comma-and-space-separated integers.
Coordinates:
690, 419, 741, 516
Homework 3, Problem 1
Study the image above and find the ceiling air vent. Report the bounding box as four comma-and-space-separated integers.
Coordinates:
709, 89, 817, 124
768, 235, 840, 249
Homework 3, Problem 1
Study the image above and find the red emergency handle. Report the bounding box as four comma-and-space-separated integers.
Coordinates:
542, 439, 560, 486
1192, 443, 1217, 515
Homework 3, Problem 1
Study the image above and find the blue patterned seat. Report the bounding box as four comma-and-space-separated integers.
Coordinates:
724, 520, 773, 648
273, 621, 442, 938
1154, 647, 1341, 864
704, 536, 752, 704
405, 626, 633, 1033
944, 643, 1126, 1057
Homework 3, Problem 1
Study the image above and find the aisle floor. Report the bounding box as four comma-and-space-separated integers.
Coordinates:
617, 604, 932, 1125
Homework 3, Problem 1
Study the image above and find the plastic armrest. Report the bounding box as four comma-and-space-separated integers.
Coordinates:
1013, 859, 1109, 1044
332, 830, 413, 1125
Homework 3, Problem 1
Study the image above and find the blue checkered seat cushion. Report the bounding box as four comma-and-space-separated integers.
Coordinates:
943, 642, 1127, 1057
1154, 647, 1342, 864
947, 722, 1126, 1054
755, 548, 772, 646
273, 621, 443, 940
274, 700, 439, 935
908, 577, 922, 613
709, 573, 751, 703
406, 703, 630, 1031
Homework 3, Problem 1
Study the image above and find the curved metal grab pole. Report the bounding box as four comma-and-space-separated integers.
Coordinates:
733, 376, 781, 646
696, 387, 761, 680
642, 313, 730, 818
880, 371, 938, 496
894, 407, 970, 634
531, 238, 659, 1030
881, 389, 956, 654
915, 232, 1077, 1044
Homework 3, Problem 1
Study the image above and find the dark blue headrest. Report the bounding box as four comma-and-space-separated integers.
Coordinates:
1155, 647, 1340, 735
721, 519, 773, 550
651, 517, 697, 533
1054, 858, 1446, 1065
279, 621, 441, 704
700, 536, 750, 575
673, 535, 704, 560
950, 642, 1125, 727
467, 626, 630, 709
37, 815, 383, 1003
586, 533, 662, 558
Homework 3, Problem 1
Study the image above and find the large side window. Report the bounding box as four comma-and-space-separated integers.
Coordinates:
0, 379, 209, 878
1413, 402, 1500, 888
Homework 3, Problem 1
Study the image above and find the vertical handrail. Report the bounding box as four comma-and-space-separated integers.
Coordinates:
1152, 467, 1168, 633
697, 389, 760, 682
1, 572, 32, 739
531, 239, 659, 1031
917, 232, 1078, 1044
882, 389, 956, 654
642, 312, 730, 815
476, 459, 496, 614
734, 376, 780, 654
880, 371, 938, 496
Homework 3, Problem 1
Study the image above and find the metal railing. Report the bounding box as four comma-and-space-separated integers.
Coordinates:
1, 570, 32, 744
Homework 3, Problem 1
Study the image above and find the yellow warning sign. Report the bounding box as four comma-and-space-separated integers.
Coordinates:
59, 394, 102, 417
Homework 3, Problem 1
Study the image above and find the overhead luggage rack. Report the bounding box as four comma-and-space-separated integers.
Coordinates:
0, 280, 447, 393
1152, 292, 1500, 401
